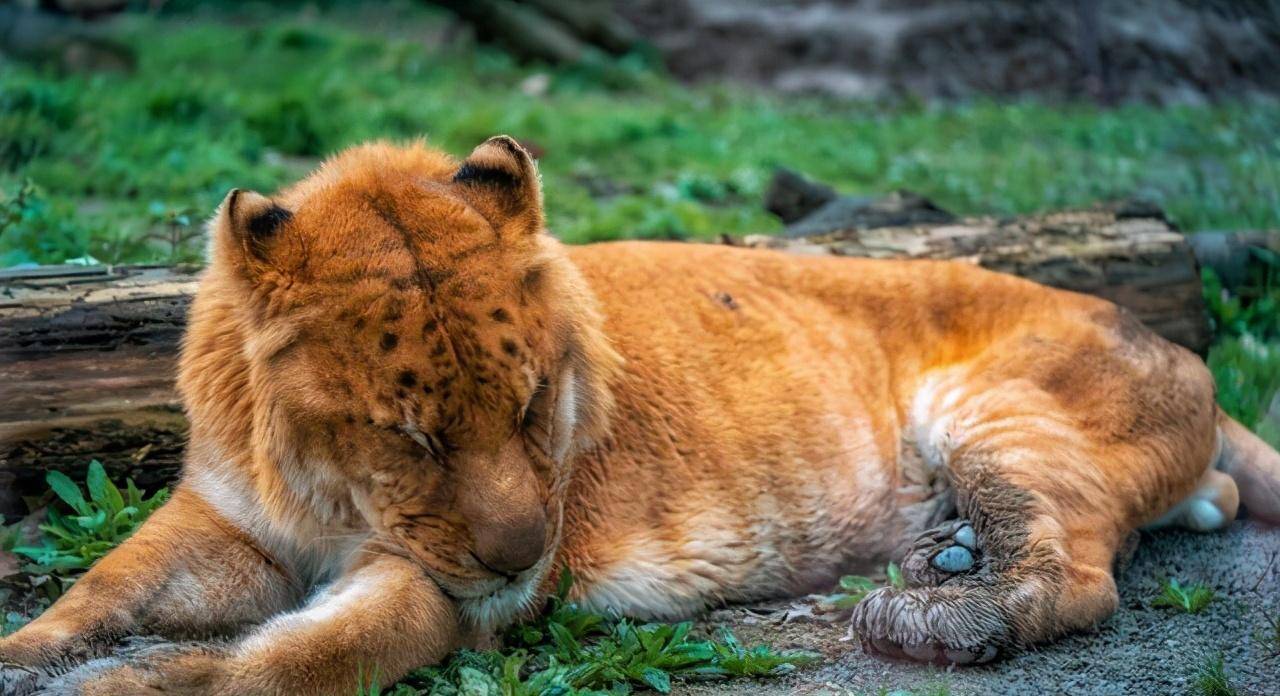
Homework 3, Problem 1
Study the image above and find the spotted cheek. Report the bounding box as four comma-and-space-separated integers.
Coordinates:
387, 513, 487, 581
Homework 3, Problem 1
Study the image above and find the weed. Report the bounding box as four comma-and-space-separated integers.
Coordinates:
1263, 612, 1280, 656
1203, 264, 1280, 341
0, 180, 96, 267
144, 201, 203, 261
1190, 653, 1239, 696
828, 575, 878, 610
825, 562, 906, 610
395, 570, 817, 695
1, 612, 26, 636
11, 461, 168, 577
1205, 262, 1280, 449
353, 666, 414, 696
1151, 578, 1215, 614
886, 561, 906, 590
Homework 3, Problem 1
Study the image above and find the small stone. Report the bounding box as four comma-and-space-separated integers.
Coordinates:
932, 545, 975, 573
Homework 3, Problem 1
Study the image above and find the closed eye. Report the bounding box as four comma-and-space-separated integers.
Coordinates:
399, 422, 441, 458
520, 378, 549, 427
520, 377, 553, 453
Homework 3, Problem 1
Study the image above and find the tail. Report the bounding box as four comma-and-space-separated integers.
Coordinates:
1217, 409, 1280, 524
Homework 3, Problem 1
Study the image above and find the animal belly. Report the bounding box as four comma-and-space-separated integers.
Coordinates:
575, 419, 925, 619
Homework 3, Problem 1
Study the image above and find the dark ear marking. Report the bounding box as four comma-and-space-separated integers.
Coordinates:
453, 163, 519, 188
247, 205, 291, 238
452, 136, 532, 190
222, 188, 291, 264
452, 135, 543, 234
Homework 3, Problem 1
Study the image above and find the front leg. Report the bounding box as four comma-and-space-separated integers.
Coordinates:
0, 488, 299, 690
59, 547, 459, 696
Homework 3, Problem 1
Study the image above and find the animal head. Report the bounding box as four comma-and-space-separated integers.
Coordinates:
179, 137, 621, 623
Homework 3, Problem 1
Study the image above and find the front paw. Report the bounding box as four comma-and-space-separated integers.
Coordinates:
1, 662, 46, 696
39, 638, 229, 696
850, 584, 1005, 665
0, 630, 81, 696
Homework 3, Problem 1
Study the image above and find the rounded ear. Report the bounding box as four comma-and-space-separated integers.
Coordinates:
210, 188, 292, 272
452, 135, 544, 236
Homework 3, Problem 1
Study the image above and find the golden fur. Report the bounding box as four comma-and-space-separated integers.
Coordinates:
3, 138, 1278, 694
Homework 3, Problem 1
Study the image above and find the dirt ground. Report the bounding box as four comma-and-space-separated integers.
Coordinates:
0, 521, 1275, 694
689, 521, 1279, 695
620, 0, 1280, 104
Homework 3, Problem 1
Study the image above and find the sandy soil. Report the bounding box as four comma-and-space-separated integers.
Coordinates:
688, 521, 1279, 695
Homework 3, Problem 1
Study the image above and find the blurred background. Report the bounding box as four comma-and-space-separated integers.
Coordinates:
1, 0, 1278, 445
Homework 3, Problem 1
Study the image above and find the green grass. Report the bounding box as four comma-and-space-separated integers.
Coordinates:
1151, 578, 1216, 614
824, 562, 906, 610
392, 570, 816, 695
1190, 653, 1240, 696
2, 5, 1279, 267
1204, 262, 1280, 447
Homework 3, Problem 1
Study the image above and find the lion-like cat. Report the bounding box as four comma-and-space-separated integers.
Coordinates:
2, 138, 1277, 694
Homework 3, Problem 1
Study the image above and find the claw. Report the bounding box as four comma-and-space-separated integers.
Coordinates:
852, 583, 1009, 667
902, 643, 939, 662
0, 664, 43, 696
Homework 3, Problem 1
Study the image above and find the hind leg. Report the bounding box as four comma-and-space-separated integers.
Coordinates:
854, 442, 1126, 663
853, 377, 1209, 663
1144, 467, 1239, 533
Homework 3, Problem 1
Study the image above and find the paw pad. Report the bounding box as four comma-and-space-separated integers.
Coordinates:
927, 523, 977, 573
932, 545, 975, 573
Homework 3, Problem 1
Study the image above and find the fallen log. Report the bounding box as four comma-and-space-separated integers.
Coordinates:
754, 170, 1213, 355
733, 208, 1213, 355
431, 0, 639, 66
0, 265, 196, 510
0, 213, 1239, 501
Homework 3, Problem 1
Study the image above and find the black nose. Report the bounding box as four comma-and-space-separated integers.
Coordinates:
472, 511, 547, 575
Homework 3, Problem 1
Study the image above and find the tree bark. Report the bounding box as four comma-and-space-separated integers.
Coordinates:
0, 265, 195, 506
435, 0, 587, 65
0, 216, 1230, 497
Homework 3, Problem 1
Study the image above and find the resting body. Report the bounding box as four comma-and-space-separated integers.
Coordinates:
3, 138, 1278, 695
